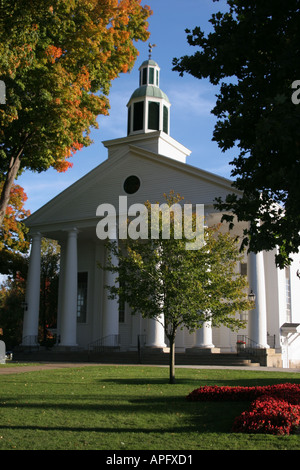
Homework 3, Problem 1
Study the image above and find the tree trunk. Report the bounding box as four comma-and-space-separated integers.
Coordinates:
169, 335, 176, 384
0, 134, 32, 227
0, 155, 22, 226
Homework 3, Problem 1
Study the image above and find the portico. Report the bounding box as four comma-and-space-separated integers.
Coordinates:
22, 214, 275, 356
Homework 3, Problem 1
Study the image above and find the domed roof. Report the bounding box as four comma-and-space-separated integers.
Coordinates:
140, 59, 159, 68
128, 85, 170, 104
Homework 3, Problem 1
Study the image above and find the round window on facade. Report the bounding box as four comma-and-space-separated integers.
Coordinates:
123, 175, 140, 194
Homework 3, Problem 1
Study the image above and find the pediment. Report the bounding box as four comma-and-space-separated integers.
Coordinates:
25, 144, 240, 237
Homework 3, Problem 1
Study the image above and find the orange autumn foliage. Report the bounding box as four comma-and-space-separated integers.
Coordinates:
0, 182, 30, 253
0, 0, 152, 226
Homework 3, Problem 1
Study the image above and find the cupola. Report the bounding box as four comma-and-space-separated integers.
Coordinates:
127, 45, 171, 136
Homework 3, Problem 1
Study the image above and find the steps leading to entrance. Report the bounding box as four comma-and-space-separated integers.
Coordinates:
12, 349, 261, 367
139, 351, 260, 366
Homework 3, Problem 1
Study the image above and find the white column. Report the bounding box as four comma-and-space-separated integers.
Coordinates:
194, 321, 215, 348
102, 242, 119, 340
59, 228, 78, 347
56, 242, 66, 344
146, 315, 166, 348
248, 251, 269, 348
22, 232, 41, 345
145, 250, 166, 349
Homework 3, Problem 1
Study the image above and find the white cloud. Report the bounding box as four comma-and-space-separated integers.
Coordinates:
168, 82, 216, 117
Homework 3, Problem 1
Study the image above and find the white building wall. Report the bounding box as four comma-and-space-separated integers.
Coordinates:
264, 250, 285, 348
290, 254, 300, 323
286, 254, 300, 368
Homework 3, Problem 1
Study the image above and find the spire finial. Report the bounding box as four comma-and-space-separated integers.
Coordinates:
148, 43, 157, 60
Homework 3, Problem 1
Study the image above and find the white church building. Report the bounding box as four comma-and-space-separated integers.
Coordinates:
23, 57, 300, 368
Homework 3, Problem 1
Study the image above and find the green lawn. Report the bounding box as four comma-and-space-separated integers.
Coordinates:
0, 364, 299, 450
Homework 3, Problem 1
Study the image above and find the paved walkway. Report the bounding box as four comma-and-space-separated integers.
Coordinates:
1, 362, 300, 374
0, 362, 98, 374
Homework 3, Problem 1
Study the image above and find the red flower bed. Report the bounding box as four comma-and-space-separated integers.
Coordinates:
186, 383, 300, 435
232, 396, 300, 435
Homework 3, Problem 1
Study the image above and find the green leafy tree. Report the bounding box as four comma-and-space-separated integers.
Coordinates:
173, 0, 300, 268
0, 0, 151, 226
0, 272, 26, 349
104, 192, 253, 384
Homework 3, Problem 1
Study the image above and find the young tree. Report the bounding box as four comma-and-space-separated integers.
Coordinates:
103, 193, 253, 384
172, 0, 300, 268
0, 0, 151, 226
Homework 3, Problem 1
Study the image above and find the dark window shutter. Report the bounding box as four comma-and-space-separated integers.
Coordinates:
148, 102, 159, 130
133, 101, 144, 131
142, 68, 147, 85
149, 68, 154, 85
127, 105, 131, 135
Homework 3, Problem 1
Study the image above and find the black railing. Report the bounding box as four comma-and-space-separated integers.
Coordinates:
236, 335, 263, 358
137, 334, 147, 363
20, 335, 40, 352
88, 334, 120, 353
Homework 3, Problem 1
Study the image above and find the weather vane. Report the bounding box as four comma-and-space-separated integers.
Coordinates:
148, 43, 157, 59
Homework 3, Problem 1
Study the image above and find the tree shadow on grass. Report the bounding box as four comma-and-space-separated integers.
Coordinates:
0, 399, 249, 436
0, 388, 250, 435
99, 375, 300, 387
99, 377, 201, 385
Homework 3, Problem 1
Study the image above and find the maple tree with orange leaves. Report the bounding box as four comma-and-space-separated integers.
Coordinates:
0, 181, 30, 276
0, 182, 30, 252
0, 0, 152, 226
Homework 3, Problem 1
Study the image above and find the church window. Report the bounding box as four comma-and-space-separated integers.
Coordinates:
119, 278, 125, 323
127, 105, 131, 135
163, 105, 169, 134
123, 175, 140, 194
240, 311, 248, 322
133, 101, 144, 131
240, 263, 247, 276
156, 70, 159, 86
77, 272, 88, 323
148, 101, 159, 130
239, 263, 248, 321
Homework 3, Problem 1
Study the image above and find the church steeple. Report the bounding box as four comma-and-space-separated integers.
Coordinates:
127, 45, 171, 136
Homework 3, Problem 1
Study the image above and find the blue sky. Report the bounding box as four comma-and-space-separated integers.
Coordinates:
18, 0, 234, 215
